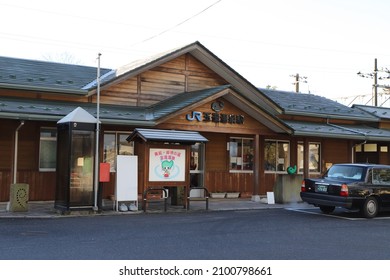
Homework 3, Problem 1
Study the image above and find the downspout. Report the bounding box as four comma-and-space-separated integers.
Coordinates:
13, 120, 25, 184
326, 119, 367, 163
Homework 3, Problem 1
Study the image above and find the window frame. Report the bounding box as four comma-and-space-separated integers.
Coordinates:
39, 127, 57, 172
264, 139, 290, 173
228, 137, 254, 173
297, 141, 321, 174
103, 131, 134, 172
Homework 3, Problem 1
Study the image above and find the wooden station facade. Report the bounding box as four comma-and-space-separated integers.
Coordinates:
1, 41, 390, 203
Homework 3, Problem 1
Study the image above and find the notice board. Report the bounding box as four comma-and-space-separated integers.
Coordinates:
148, 148, 186, 182
115, 155, 138, 210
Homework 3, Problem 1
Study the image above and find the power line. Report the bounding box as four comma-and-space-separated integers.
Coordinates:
130, 0, 222, 47
357, 58, 390, 106
290, 73, 308, 93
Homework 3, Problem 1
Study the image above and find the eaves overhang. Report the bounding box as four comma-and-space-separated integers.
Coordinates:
286, 120, 390, 141
0, 111, 156, 126
0, 82, 88, 95
282, 109, 379, 122
127, 127, 208, 144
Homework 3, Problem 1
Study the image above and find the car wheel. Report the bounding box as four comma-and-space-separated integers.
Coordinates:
361, 197, 379, 218
319, 205, 335, 214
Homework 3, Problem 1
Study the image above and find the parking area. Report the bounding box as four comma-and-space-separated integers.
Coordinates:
287, 207, 390, 220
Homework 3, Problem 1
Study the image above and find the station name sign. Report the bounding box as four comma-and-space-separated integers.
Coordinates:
186, 101, 245, 125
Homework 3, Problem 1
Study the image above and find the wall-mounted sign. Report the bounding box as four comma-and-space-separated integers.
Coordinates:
149, 148, 186, 182
186, 101, 244, 124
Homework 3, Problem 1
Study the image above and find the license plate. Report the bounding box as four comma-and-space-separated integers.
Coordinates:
315, 184, 328, 193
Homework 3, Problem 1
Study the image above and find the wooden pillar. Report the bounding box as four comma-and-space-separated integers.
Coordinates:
252, 134, 263, 201
303, 138, 309, 178
253, 134, 260, 196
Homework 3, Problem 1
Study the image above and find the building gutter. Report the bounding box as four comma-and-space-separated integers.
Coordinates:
327, 119, 368, 163
326, 119, 368, 139
13, 120, 24, 184
0, 112, 156, 126
0, 83, 88, 96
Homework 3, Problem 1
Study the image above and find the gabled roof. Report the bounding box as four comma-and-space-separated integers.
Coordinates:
85, 41, 283, 116
261, 88, 378, 121
127, 128, 208, 144
352, 104, 390, 120
0, 56, 112, 95
0, 85, 291, 133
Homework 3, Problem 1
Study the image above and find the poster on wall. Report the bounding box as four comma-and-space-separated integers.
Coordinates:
149, 148, 186, 182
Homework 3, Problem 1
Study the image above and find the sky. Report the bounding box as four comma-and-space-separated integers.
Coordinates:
1, 0, 390, 105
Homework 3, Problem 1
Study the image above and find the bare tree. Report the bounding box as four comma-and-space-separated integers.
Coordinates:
42, 52, 82, 65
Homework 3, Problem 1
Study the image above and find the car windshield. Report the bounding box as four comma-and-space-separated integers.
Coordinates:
326, 165, 364, 180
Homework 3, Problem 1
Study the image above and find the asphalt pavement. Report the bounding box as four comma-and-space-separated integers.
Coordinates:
0, 197, 310, 218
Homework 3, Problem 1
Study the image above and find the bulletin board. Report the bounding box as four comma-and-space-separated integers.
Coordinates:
149, 148, 186, 182
115, 155, 138, 211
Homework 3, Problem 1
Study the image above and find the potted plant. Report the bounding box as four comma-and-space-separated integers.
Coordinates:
210, 192, 226, 198
226, 192, 240, 198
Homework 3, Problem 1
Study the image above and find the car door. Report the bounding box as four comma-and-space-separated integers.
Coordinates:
372, 168, 390, 208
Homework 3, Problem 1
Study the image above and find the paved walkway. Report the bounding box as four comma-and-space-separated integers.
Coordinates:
0, 198, 310, 218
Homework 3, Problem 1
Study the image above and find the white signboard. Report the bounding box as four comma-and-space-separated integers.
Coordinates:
149, 148, 186, 182
115, 155, 138, 209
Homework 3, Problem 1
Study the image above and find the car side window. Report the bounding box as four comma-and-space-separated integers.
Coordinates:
367, 169, 373, 183
371, 168, 390, 185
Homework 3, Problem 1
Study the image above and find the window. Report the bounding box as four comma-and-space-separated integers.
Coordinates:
229, 137, 253, 171
297, 142, 321, 173
103, 132, 134, 172
264, 140, 290, 172
39, 128, 57, 171
369, 168, 390, 185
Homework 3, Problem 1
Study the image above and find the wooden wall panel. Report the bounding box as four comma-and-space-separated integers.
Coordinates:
322, 139, 350, 165
99, 54, 227, 107
0, 171, 11, 201
159, 98, 274, 135
187, 76, 225, 91
0, 171, 56, 201
0, 121, 13, 170
140, 71, 185, 95
160, 55, 186, 70
100, 77, 138, 106
204, 133, 227, 171
205, 171, 253, 193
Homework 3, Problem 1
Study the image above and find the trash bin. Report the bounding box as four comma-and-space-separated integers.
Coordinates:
7, 183, 29, 212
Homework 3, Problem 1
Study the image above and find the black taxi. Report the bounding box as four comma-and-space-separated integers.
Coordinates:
300, 163, 390, 218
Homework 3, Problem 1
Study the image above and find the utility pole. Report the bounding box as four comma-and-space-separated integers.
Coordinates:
374, 58, 378, 106
290, 73, 308, 93
93, 53, 101, 211
357, 58, 390, 107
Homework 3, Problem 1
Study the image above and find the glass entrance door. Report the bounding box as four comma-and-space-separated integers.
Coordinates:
190, 143, 205, 195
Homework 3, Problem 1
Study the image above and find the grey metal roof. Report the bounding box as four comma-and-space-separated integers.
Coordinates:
352, 104, 390, 120
261, 88, 378, 121
127, 128, 208, 144
0, 56, 112, 94
285, 120, 390, 141
149, 85, 231, 120
0, 86, 231, 126
0, 96, 151, 125
0, 85, 231, 124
